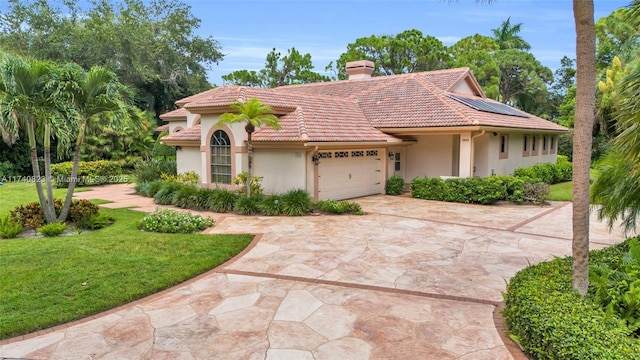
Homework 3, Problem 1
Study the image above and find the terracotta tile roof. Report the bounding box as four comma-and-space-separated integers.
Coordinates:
160, 125, 201, 143
170, 67, 566, 143
155, 124, 169, 132
159, 107, 188, 121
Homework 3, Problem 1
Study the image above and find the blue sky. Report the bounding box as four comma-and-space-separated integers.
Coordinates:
187, 0, 630, 85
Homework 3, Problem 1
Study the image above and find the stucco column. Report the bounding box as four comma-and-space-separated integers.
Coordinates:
458, 132, 472, 177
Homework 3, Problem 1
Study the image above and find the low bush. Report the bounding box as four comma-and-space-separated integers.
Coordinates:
172, 185, 200, 208
280, 189, 313, 216
161, 171, 199, 186
410, 175, 549, 205
504, 239, 640, 359
9, 199, 100, 229
38, 222, 67, 237
234, 195, 262, 215
314, 200, 363, 215
206, 188, 238, 213
259, 195, 283, 216
0, 215, 23, 239
385, 175, 405, 195
513, 158, 573, 185
153, 182, 182, 205
85, 213, 115, 230
51, 160, 124, 187
137, 208, 214, 233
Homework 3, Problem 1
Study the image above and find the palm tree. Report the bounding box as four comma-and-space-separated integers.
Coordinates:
217, 97, 280, 197
491, 17, 532, 51
572, 0, 597, 296
54, 64, 136, 221
0, 52, 72, 223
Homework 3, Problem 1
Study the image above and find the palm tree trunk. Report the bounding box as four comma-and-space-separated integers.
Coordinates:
43, 121, 57, 223
27, 121, 54, 223
246, 131, 252, 198
58, 124, 85, 222
572, 0, 596, 296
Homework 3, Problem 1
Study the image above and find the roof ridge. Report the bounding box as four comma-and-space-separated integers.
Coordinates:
295, 107, 309, 141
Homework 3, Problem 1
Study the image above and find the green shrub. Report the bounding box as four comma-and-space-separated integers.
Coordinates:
172, 185, 200, 208
504, 240, 640, 359
522, 182, 550, 204
259, 195, 283, 216
0, 215, 23, 239
234, 195, 262, 215
500, 176, 526, 203
205, 188, 238, 213
153, 182, 183, 205
280, 189, 313, 216
138, 208, 214, 233
38, 222, 67, 237
513, 159, 573, 185
410, 177, 446, 201
314, 200, 363, 215
51, 160, 123, 187
590, 238, 640, 335
134, 182, 150, 196
9, 199, 98, 229
133, 158, 176, 183
68, 199, 100, 229
147, 180, 165, 198
385, 175, 405, 195
0, 161, 18, 178
233, 171, 264, 195
193, 188, 216, 210
161, 171, 200, 186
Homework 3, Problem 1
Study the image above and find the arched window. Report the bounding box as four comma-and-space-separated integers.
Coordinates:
211, 130, 231, 184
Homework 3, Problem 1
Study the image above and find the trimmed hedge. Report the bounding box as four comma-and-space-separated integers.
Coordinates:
504, 240, 640, 359
513, 156, 572, 185
385, 175, 405, 195
410, 175, 549, 205
51, 160, 125, 187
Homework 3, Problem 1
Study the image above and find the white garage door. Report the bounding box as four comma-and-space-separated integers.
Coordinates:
318, 149, 383, 200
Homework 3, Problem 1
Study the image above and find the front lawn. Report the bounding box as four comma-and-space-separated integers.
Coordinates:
549, 169, 601, 202
0, 208, 252, 340
0, 182, 88, 215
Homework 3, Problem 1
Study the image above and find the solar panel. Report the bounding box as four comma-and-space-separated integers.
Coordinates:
447, 93, 530, 118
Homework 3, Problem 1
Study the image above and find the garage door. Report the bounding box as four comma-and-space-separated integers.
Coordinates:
318, 149, 383, 200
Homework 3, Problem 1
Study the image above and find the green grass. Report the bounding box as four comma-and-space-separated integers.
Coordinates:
0, 203, 252, 340
549, 169, 601, 202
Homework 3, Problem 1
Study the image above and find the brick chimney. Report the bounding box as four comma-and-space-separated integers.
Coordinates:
345, 60, 375, 80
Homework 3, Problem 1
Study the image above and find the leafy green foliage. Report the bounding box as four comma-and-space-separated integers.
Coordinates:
138, 208, 214, 234
279, 189, 313, 216
152, 131, 176, 158
85, 213, 114, 230
0, 215, 23, 239
153, 182, 182, 205
51, 160, 124, 187
206, 188, 239, 213
133, 158, 177, 183
259, 195, 283, 216
233, 195, 263, 215
314, 200, 363, 215
161, 171, 200, 186
590, 238, 640, 335
38, 222, 67, 237
232, 171, 264, 196
9, 198, 100, 230
385, 175, 405, 195
513, 158, 573, 184
504, 240, 640, 359
172, 185, 200, 208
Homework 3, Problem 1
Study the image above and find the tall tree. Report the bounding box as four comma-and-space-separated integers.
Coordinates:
491, 17, 532, 51
596, 6, 640, 71
572, 0, 597, 296
0, 53, 71, 223
217, 98, 280, 197
450, 34, 501, 99
335, 29, 452, 78
222, 48, 329, 88
54, 64, 137, 221
493, 49, 553, 105
0, 0, 223, 119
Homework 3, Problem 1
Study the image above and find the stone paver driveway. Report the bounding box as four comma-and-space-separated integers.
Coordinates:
0, 184, 629, 359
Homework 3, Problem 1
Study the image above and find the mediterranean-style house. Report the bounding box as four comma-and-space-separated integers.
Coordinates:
160, 60, 567, 201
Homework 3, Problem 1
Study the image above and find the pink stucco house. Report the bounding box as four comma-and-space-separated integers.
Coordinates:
160, 61, 567, 200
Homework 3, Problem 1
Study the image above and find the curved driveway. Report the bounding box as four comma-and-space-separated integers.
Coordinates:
0, 184, 629, 359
